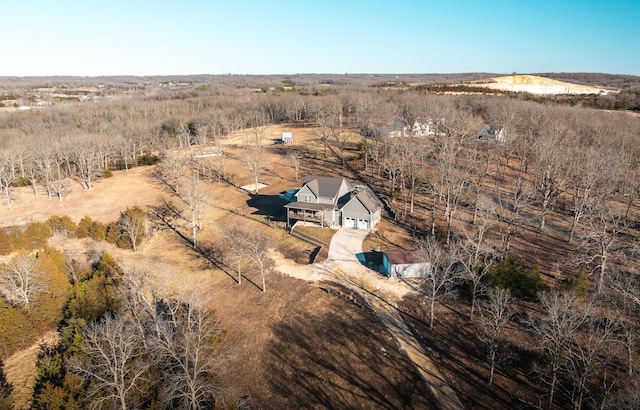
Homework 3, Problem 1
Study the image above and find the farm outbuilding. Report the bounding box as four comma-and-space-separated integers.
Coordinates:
382, 250, 430, 279
282, 132, 293, 144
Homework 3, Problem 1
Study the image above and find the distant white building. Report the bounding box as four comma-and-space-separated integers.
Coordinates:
412, 121, 434, 136
477, 126, 507, 143
388, 119, 434, 138
282, 132, 293, 144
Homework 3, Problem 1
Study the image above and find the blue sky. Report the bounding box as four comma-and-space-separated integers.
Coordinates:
1, 0, 638, 76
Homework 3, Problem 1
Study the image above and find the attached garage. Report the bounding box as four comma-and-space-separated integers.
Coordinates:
344, 217, 356, 228
340, 187, 383, 231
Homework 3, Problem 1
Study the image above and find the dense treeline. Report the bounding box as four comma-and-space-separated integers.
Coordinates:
0, 210, 149, 377
0, 210, 146, 258
0, 225, 226, 409
349, 94, 640, 408
30, 253, 229, 409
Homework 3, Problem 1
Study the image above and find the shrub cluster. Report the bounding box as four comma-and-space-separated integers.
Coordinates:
486, 255, 544, 300
0, 209, 147, 258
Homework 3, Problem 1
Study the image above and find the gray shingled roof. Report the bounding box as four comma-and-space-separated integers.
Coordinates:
302, 175, 350, 199
354, 187, 383, 213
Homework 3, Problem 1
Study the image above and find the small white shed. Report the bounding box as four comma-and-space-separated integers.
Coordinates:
282, 132, 293, 144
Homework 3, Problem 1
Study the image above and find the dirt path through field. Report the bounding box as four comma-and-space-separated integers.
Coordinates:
272, 253, 464, 410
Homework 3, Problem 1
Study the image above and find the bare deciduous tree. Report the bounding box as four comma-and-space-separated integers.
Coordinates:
581, 201, 625, 294
153, 297, 227, 409
0, 156, 13, 208
243, 229, 274, 292
70, 314, 150, 410
224, 224, 250, 285
0, 252, 44, 306
118, 207, 147, 252
566, 146, 605, 243
244, 125, 269, 194
72, 140, 102, 190
563, 318, 616, 410
476, 287, 513, 385
457, 241, 493, 321
418, 237, 461, 328
155, 151, 188, 196
606, 271, 640, 376
287, 149, 303, 182
180, 178, 212, 248
497, 174, 534, 258
533, 115, 570, 230
529, 290, 592, 410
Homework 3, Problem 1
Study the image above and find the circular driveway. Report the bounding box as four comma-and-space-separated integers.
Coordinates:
327, 228, 369, 261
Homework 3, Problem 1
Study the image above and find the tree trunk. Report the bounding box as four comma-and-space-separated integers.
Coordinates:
548, 372, 557, 410
568, 216, 579, 243
597, 249, 606, 294
627, 330, 634, 376
489, 348, 496, 385
470, 288, 477, 321
429, 298, 435, 329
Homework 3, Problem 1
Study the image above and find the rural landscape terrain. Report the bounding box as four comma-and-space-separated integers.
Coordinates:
0, 72, 640, 409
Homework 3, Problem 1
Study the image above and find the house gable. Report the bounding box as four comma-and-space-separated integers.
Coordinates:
341, 195, 370, 217
301, 175, 351, 204
295, 185, 317, 203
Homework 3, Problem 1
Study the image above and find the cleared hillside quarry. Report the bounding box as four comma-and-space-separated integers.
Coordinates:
468, 74, 617, 95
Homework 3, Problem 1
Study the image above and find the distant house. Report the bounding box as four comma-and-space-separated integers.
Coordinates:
284, 176, 382, 230
382, 250, 430, 279
477, 125, 506, 142
387, 119, 434, 138
388, 119, 407, 138
411, 121, 434, 136
282, 132, 293, 144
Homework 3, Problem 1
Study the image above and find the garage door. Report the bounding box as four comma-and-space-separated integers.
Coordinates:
344, 217, 356, 228
357, 219, 369, 230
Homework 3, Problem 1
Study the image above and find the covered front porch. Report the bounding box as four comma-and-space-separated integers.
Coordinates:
284, 202, 337, 228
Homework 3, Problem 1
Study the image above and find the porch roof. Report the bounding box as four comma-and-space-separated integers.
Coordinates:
284, 201, 336, 212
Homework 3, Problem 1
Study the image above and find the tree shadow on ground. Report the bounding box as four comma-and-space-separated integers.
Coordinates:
264, 284, 437, 409
148, 200, 265, 291
399, 295, 544, 409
